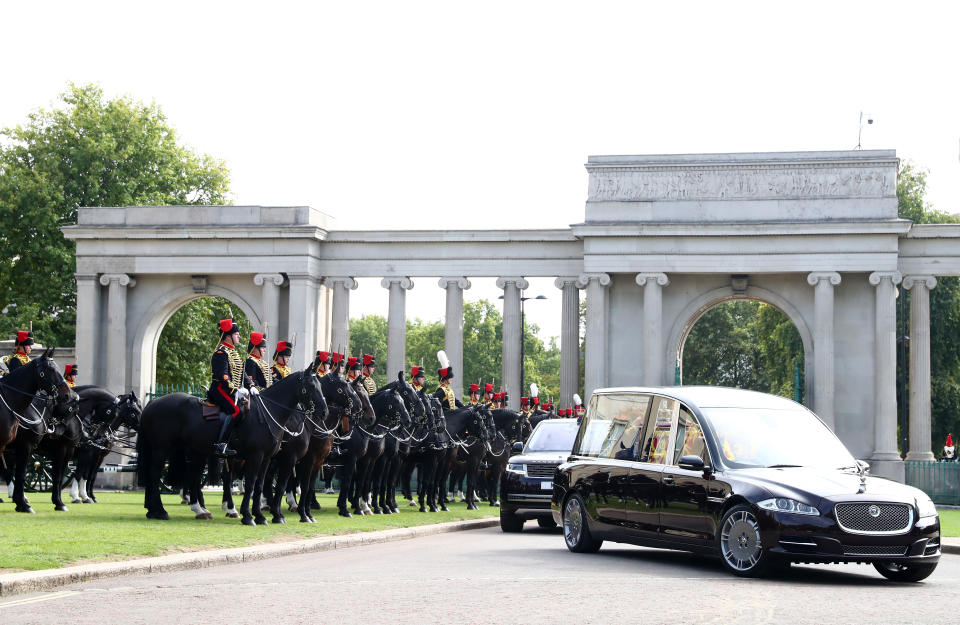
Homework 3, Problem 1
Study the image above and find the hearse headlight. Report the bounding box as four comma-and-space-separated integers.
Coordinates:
917, 496, 938, 519
758, 498, 819, 516
507, 463, 526, 474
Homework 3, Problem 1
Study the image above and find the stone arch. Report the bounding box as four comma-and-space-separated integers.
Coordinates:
131, 284, 262, 397
665, 285, 814, 406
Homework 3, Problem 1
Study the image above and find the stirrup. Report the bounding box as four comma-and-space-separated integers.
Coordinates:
213, 442, 237, 457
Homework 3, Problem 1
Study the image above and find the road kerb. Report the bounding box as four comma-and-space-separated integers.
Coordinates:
0, 517, 498, 597
941, 538, 960, 555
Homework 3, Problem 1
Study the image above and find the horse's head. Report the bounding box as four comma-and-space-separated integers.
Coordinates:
115, 391, 143, 431
350, 377, 377, 428
394, 371, 425, 421
53, 390, 80, 421
36, 349, 72, 401
377, 389, 411, 430
300, 368, 330, 426
475, 404, 496, 442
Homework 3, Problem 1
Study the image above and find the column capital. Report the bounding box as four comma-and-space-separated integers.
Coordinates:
438, 276, 471, 290
324, 276, 358, 290
806, 271, 841, 287
496, 276, 529, 290
869, 271, 902, 286
254, 273, 286, 287
902, 275, 938, 291
381, 276, 415, 290
99, 273, 136, 287
635, 272, 670, 287
576, 273, 611, 289
554, 276, 579, 289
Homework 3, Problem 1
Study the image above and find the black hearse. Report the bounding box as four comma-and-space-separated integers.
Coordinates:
552, 387, 941, 581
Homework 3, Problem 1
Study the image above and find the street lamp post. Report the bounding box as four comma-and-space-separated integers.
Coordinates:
500, 292, 546, 397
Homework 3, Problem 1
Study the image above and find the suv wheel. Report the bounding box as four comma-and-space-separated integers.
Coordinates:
500, 510, 524, 533
873, 561, 938, 582
717, 504, 775, 577
563, 494, 602, 553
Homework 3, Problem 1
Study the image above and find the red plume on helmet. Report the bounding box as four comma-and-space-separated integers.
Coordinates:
411, 365, 425, 378
948, 434, 955, 447
218, 319, 238, 335
274, 341, 292, 359
15, 331, 34, 346
331, 352, 344, 365
469, 383, 480, 393
362, 354, 376, 367
347, 356, 360, 370
484, 383, 494, 393
436, 350, 453, 380
248, 332, 266, 352
64, 364, 77, 376
520, 397, 529, 406
316, 350, 330, 363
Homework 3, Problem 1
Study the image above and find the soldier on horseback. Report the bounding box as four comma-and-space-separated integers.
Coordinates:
245, 332, 272, 391
64, 364, 78, 388
208, 318, 249, 457
483, 382, 495, 406
314, 350, 330, 376
4, 331, 34, 373
468, 383, 481, 405
520, 396, 530, 416
273, 341, 293, 380
358, 354, 377, 397
346, 356, 361, 381
433, 351, 462, 411
410, 365, 426, 392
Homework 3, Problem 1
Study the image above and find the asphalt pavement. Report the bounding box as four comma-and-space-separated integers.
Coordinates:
1, 523, 956, 625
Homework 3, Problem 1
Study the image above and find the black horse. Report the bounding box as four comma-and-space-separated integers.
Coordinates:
348, 386, 411, 516
398, 394, 450, 512
0, 349, 73, 513
33, 392, 84, 511
369, 373, 425, 514
437, 405, 492, 511
66, 387, 142, 503
139, 363, 326, 524
481, 409, 528, 506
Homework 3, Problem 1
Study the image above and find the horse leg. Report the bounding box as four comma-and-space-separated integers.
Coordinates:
369, 455, 384, 514
271, 455, 293, 524
222, 461, 239, 517
239, 455, 260, 526
295, 459, 312, 523
465, 458, 477, 510
338, 456, 356, 517
187, 453, 212, 519
13, 442, 34, 513
145, 450, 170, 520
50, 444, 71, 511
387, 455, 401, 513
253, 459, 270, 525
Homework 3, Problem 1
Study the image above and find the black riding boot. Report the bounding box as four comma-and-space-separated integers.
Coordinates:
213, 414, 238, 457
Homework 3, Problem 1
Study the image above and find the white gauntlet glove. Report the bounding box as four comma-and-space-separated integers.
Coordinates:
236, 388, 250, 402
250, 386, 260, 396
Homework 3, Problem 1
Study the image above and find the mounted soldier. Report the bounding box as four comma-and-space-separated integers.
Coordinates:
433, 350, 462, 411
64, 364, 78, 388
315, 350, 330, 376
4, 331, 34, 373
468, 383, 481, 405
483, 383, 495, 406
410, 365, 427, 392
520, 396, 530, 416
358, 354, 377, 397
245, 332, 272, 391
207, 318, 249, 457
273, 341, 293, 380
346, 356, 361, 381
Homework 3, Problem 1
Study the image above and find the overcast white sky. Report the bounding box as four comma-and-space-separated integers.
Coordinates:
3, 1, 958, 342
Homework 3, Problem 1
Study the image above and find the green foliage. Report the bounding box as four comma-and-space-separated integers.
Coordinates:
347, 314, 389, 388
0, 83, 230, 347
682, 300, 803, 400
348, 299, 563, 399
897, 161, 960, 454
155, 297, 252, 388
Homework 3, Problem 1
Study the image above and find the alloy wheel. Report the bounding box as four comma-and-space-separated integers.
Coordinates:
720, 509, 762, 571
564, 497, 583, 547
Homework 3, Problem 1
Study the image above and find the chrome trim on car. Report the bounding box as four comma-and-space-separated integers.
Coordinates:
834, 502, 913, 536
507, 494, 553, 502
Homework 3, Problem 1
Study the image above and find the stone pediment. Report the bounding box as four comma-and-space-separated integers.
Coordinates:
584, 150, 899, 223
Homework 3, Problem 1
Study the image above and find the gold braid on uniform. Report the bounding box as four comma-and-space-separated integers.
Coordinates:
223, 345, 244, 391
439, 385, 456, 410
362, 375, 377, 397
251, 356, 273, 388
274, 364, 292, 379
7, 353, 29, 367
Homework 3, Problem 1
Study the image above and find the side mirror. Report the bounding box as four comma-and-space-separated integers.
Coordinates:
678, 455, 708, 472
512, 441, 523, 454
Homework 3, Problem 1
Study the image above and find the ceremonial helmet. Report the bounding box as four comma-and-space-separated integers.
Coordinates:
248, 332, 266, 353
411, 365, 426, 380
438, 366, 454, 380
15, 330, 34, 347
218, 318, 239, 339
948, 433, 955, 447
362, 354, 376, 368
469, 383, 480, 394
64, 364, 78, 377
331, 352, 344, 367
347, 356, 361, 371
484, 383, 494, 394
520, 397, 529, 407
275, 341, 293, 360
316, 350, 330, 364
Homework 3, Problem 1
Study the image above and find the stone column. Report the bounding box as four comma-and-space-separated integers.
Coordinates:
497, 277, 528, 410
254, 273, 285, 340
903, 275, 938, 461
380, 277, 414, 380
636, 273, 670, 386
99, 273, 135, 392
74, 274, 101, 387
327, 277, 357, 355
439, 277, 471, 401
869, 271, 903, 477
555, 277, 581, 408
287, 275, 318, 370
577, 273, 611, 402
807, 272, 841, 430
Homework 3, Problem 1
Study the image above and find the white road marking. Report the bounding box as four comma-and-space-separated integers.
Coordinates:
0, 590, 79, 609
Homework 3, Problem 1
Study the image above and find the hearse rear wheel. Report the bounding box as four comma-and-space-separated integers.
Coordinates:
563, 494, 602, 553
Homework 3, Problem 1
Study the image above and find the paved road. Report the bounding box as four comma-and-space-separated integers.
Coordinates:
1, 524, 957, 625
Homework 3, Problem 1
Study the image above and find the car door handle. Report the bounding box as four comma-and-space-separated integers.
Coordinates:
662, 476, 674, 485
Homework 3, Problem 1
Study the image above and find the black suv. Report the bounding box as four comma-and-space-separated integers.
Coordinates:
500, 418, 580, 532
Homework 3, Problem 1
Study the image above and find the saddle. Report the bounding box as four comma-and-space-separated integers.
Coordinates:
198, 398, 248, 422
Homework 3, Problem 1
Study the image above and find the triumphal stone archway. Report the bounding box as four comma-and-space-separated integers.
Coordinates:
64, 149, 960, 482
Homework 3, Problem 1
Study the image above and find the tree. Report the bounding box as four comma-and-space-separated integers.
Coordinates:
155, 297, 252, 389
0, 83, 230, 347
896, 162, 960, 455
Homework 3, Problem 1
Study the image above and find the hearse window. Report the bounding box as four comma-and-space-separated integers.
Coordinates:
573, 393, 651, 458
672, 406, 709, 466
638, 396, 677, 464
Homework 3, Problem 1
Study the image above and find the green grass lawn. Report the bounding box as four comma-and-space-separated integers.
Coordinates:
0, 491, 496, 572
940, 509, 959, 537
